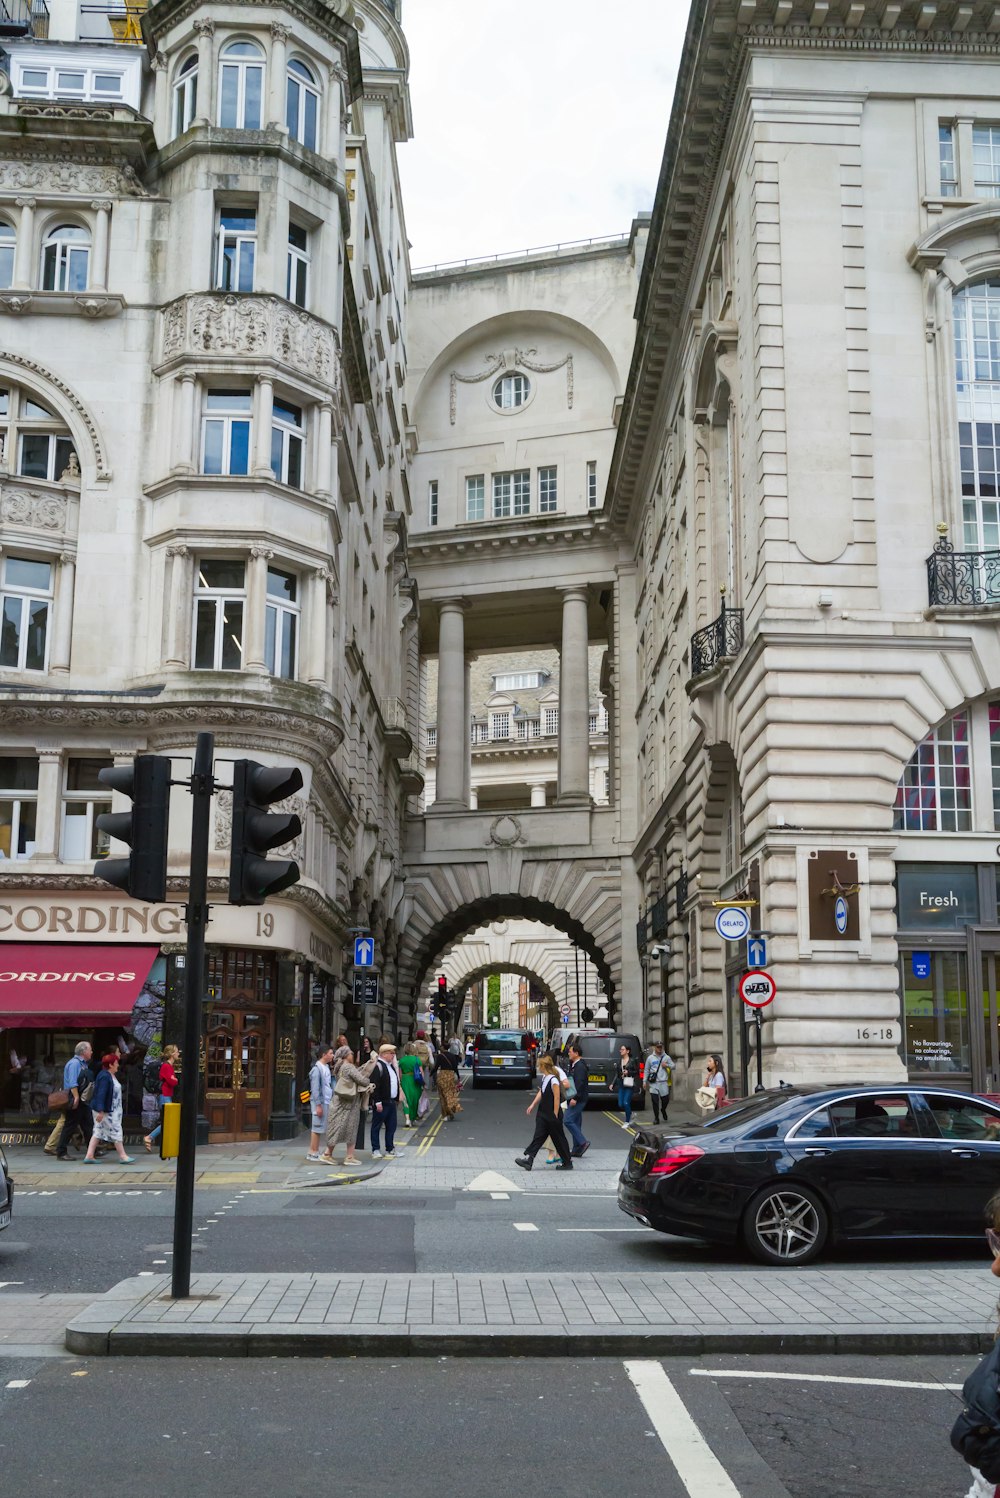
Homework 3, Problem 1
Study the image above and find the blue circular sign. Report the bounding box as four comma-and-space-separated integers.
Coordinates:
715, 906, 751, 942
834, 895, 848, 935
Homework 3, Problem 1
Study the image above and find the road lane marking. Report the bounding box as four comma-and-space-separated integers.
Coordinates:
466, 1170, 521, 1192
490, 1192, 510, 1199
513, 1222, 538, 1232
624, 1360, 740, 1498
688, 1369, 964, 1392
5, 1380, 29, 1389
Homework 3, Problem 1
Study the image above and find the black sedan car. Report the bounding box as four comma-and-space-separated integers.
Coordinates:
0, 1142, 12, 1232
618, 1083, 1000, 1265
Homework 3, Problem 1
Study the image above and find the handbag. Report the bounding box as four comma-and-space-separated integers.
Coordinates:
414, 1064, 425, 1087
694, 1086, 717, 1112
47, 1088, 69, 1110
563, 1075, 577, 1102
334, 1073, 358, 1099
622, 1076, 635, 1089
417, 1093, 429, 1118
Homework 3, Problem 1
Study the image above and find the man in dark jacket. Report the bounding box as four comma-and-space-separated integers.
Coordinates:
564, 1042, 590, 1158
369, 1043, 402, 1158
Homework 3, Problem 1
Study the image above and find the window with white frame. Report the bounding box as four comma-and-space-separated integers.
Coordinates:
587, 459, 598, 508
490, 711, 511, 740
216, 208, 256, 293
0, 756, 37, 859
193, 559, 246, 670
428, 479, 438, 527
492, 372, 529, 409
0, 556, 52, 672
201, 389, 252, 476
270, 399, 304, 488
18, 64, 125, 102
286, 57, 319, 151
492, 470, 530, 518
939, 124, 958, 197
974, 126, 1000, 198
41, 223, 90, 292
516, 717, 540, 739
494, 671, 544, 690
218, 40, 264, 129
538, 466, 558, 513
471, 721, 489, 743
265, 566, 299, 680
173, 53, 198, 137
603, 769, 610, 799
954, 280, 1000, 552
466, 474, 485, 522
543, 707, 559, 736
426, 726, 437, 748
7, 390, 76, 482
286, 221, 309, 308
0, 223, 14, 290
61, 756, 113, 861
893, 710, 972, 832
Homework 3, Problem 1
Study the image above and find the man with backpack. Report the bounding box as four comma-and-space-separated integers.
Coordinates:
645, 1042, 674, 1126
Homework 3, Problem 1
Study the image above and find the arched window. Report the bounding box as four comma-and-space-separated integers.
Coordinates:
954, 279, 1000, 552
218, 40, 264, 130
172, 53, 198, 138
41, 224, 90, 292
286, 58, 318, 151
0, 223, 15, 290
893, 710, 972, 832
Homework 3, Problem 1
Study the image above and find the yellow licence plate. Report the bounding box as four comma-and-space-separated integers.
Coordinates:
588, 1074, 603, 1083
492, 1057, 504, 1066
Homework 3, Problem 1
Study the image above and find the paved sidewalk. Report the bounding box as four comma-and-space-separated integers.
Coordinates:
65, 1266, 1000, 1358
0, 1294, 93, 1358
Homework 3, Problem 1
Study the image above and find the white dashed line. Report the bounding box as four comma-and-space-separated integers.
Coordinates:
624, 1361, 740, 1497
490, 1192, 510, 1200
687, 1369, 964, 1392
513, 1222, 538, 1232
5, 1380, 30, 1389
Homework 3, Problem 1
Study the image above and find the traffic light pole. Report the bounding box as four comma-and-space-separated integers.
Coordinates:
172, 731, 214, 1300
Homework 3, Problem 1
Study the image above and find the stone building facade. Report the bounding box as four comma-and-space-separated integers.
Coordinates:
0, 0, 416, 1140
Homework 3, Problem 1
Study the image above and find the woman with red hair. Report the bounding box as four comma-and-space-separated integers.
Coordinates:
83, 1052, 133, 1163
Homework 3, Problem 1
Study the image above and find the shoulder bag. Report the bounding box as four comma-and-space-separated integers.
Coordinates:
334, 1071, 358, 1100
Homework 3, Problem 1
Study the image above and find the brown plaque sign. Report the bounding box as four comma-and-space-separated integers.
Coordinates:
807, 849, 860, 942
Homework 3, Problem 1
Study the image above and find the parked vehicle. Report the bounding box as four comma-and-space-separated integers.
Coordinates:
0, 1143, 12, 1232
557, 1030, 646, 1111
618, 1083, 1000, 1265
471, 1030, 538, 1088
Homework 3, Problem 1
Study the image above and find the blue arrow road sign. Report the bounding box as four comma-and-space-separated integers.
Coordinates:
354, 936, 375, 967
747, 935, 767, 969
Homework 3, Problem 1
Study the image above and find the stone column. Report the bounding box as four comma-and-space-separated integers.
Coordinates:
13, 198, 34, 291
529, 782, 547, 808
307, 566, 332, 688
468, 788, 478, 811
193, 18, 215, 126
556, 586, 591, 807
164, 544, 192, 668
50, 551, 75, 675
33, 749, 62, 860
152, 50, 170, 143
172, 373, 197, 474
269, 23, 290, 132
254, 376, 274, 478
245, 546, 272, 674
462, 655, 473, 809
433, 599, 469, 810
90, 201, 111, 292
315, 402, 333, 498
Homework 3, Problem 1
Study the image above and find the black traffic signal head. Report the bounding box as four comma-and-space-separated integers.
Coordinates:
437, 975, 447, 996
93, 756, 171, 902
228, 759, 303, 906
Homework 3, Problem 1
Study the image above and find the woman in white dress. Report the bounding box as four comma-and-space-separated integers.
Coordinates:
83, 1052, 133, 1163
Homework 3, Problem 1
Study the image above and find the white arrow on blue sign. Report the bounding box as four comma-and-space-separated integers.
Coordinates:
747, 935, 767, 969
354, 936, 375, 967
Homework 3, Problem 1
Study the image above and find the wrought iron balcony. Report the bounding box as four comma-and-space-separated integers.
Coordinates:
0, 0, 48, 37
690, 601, 744, 680
927, 532, 1000, 607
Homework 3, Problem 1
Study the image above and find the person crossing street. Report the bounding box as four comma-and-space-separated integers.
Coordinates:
564, 1041, 590, 1158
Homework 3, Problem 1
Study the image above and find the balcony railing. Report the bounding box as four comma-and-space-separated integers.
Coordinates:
690, 602, 744, 680
927, 532, 1000, 607
0, 0, 48, 36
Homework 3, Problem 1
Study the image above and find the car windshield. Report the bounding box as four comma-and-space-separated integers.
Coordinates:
476, 1033, 526, 1054
574, 1036, 636, 1058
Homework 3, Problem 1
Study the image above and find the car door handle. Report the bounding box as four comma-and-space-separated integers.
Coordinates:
804, 1147, 832, 1156
951, 1148, 980, 1159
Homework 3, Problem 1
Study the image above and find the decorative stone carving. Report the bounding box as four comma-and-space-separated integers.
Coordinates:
450, 347, 573, 423
488, 813, 524, 847
0, 487, 68, 530
215, 788, 306, 861
160, 294, 340, 393
0, 159, 148, 198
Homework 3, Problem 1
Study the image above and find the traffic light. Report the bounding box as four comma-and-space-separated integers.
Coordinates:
93, 756, 171, 901
438, 975, 447, 1003
228, 759, 303, 905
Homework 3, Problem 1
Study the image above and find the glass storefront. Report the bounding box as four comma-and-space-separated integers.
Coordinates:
899, 949, 970, 1076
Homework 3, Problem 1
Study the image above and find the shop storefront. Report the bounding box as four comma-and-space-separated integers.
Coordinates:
896, 862, 1000, 1093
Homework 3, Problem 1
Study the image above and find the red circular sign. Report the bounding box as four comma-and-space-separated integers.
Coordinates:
739, 969, 777, 1008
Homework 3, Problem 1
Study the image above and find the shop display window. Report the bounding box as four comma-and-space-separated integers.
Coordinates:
900, 950, 970, 1073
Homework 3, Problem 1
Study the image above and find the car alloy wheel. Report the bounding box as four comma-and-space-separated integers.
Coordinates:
744, 1184, 828, 1266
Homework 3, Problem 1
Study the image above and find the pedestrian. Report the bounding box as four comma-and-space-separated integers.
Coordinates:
616, 1042, 638, 1125
515, 1055, 572, 1171
544, 1053, 571, 1163
305, 1043, 334, 1160
645, 1042, 674, 1125
321, 1045, 377, 1165
434, 1040, 462, 1120
950, 1192, 1000, 1497
358, 1036, 375, 1066
413, 1028, 433, 1079
56, 1041, 94, 1161
143, 1044, 180, 1153
399, 1041, 424, 1127
369, 1042, 404, 1158
564, 1041, 590, 1158
705, 1053, 727, 1109
83, 1052, 133, 1163
448, 1033, 463, 1061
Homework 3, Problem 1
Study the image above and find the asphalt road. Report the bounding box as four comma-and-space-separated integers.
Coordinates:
0, 1351, 981, 1497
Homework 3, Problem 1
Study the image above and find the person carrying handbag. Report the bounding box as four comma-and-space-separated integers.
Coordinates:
321, 1045, 376, 1165
616, 1043, 638, 1126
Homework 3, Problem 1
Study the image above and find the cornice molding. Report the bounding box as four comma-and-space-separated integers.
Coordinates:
410, 514, 612, 562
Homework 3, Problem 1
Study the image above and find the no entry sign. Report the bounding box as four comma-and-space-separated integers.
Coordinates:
739, 969, 776, 1008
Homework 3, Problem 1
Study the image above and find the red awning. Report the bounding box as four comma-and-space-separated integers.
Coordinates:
0, 945, 159, 1029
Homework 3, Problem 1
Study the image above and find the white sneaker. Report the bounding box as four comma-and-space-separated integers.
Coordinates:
305, 1152, 321, 1161
385, 1150, 396, 1158
371, 1149, 382, 1158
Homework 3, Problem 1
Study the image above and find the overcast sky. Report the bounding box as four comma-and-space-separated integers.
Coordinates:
396, 0, 689, 270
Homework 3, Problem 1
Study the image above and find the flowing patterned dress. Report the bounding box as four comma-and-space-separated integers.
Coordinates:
325, 1057, 377, 1149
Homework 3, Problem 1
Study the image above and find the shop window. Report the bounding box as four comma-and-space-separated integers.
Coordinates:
61, 756, 113, 861
0, 756, 38, 859
0, 555, 52, 672
265, 566, 298, 680
218, 40, 264, 131
893, 710, 972, 831
286, 58, 319, 151
193, 558, 245, 670
173, 53, 198, 137
899, 949, 970, 1074
41, 223, 90, 293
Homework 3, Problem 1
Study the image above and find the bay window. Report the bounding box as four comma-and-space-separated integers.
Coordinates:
173, 54, 198, 137
0, 757, 38, 860
218, 41, 264, 130
286, 58, 319, 151
193, 559, 245, 671
61, 757, 113, 861
0, 555, 52, 672
216, 208, 256, 293
265, 567, 299, 680
270, 399, 304, 488
201, 389, 252, 476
